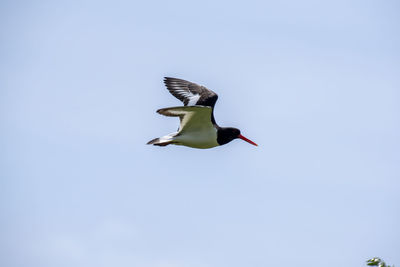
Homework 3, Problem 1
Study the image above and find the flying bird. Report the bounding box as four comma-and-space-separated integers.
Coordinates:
147, 77, 257, 149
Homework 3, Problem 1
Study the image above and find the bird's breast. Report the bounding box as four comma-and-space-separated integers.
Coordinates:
174, 127, 219, 149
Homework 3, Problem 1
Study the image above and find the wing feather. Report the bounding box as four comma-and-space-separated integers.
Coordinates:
157, 106, 213, 133
163, 77, 218, 108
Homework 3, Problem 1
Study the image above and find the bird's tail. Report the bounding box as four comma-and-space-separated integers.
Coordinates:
146, 134, 176, 146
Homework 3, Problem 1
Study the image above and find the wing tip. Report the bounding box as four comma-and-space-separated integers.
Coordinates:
156, 106, 210, 116
156, 107, 178, 116
163, 77, 188, 84
163, 77, 177, 87
163, 77, 175, 83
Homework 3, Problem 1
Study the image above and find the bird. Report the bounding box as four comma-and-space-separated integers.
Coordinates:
147, 77, 258, 149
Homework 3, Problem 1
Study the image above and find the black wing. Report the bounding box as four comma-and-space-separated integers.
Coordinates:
163, 77, 218, 108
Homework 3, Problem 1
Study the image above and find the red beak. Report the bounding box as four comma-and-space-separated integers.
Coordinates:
238, 134, 258, 146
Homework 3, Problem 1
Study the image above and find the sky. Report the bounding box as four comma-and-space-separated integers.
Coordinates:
1, 0, 399, 266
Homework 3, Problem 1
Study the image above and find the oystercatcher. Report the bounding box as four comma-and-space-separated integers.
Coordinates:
147, 77, 258, 149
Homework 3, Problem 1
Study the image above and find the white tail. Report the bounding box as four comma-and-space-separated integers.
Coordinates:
146, 133, 176, 146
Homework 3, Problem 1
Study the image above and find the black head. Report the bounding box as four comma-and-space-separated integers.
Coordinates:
217, 127, 258, 146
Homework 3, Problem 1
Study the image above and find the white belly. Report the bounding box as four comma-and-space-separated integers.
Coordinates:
173, 128, 219, 149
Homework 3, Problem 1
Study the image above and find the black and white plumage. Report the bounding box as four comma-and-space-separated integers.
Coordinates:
164, 77, 218, 107
147, 77, 257, 149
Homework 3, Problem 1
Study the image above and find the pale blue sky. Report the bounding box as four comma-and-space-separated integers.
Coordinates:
1, 0, 399, 267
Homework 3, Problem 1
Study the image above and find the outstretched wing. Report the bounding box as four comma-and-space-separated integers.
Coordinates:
163, 77, 218, 108
157, 106, 214, 133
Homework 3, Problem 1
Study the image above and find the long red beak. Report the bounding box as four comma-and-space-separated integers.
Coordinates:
238, 134, 258, 146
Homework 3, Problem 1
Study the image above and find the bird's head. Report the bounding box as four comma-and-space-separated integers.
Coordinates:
217, 127, 258, 146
